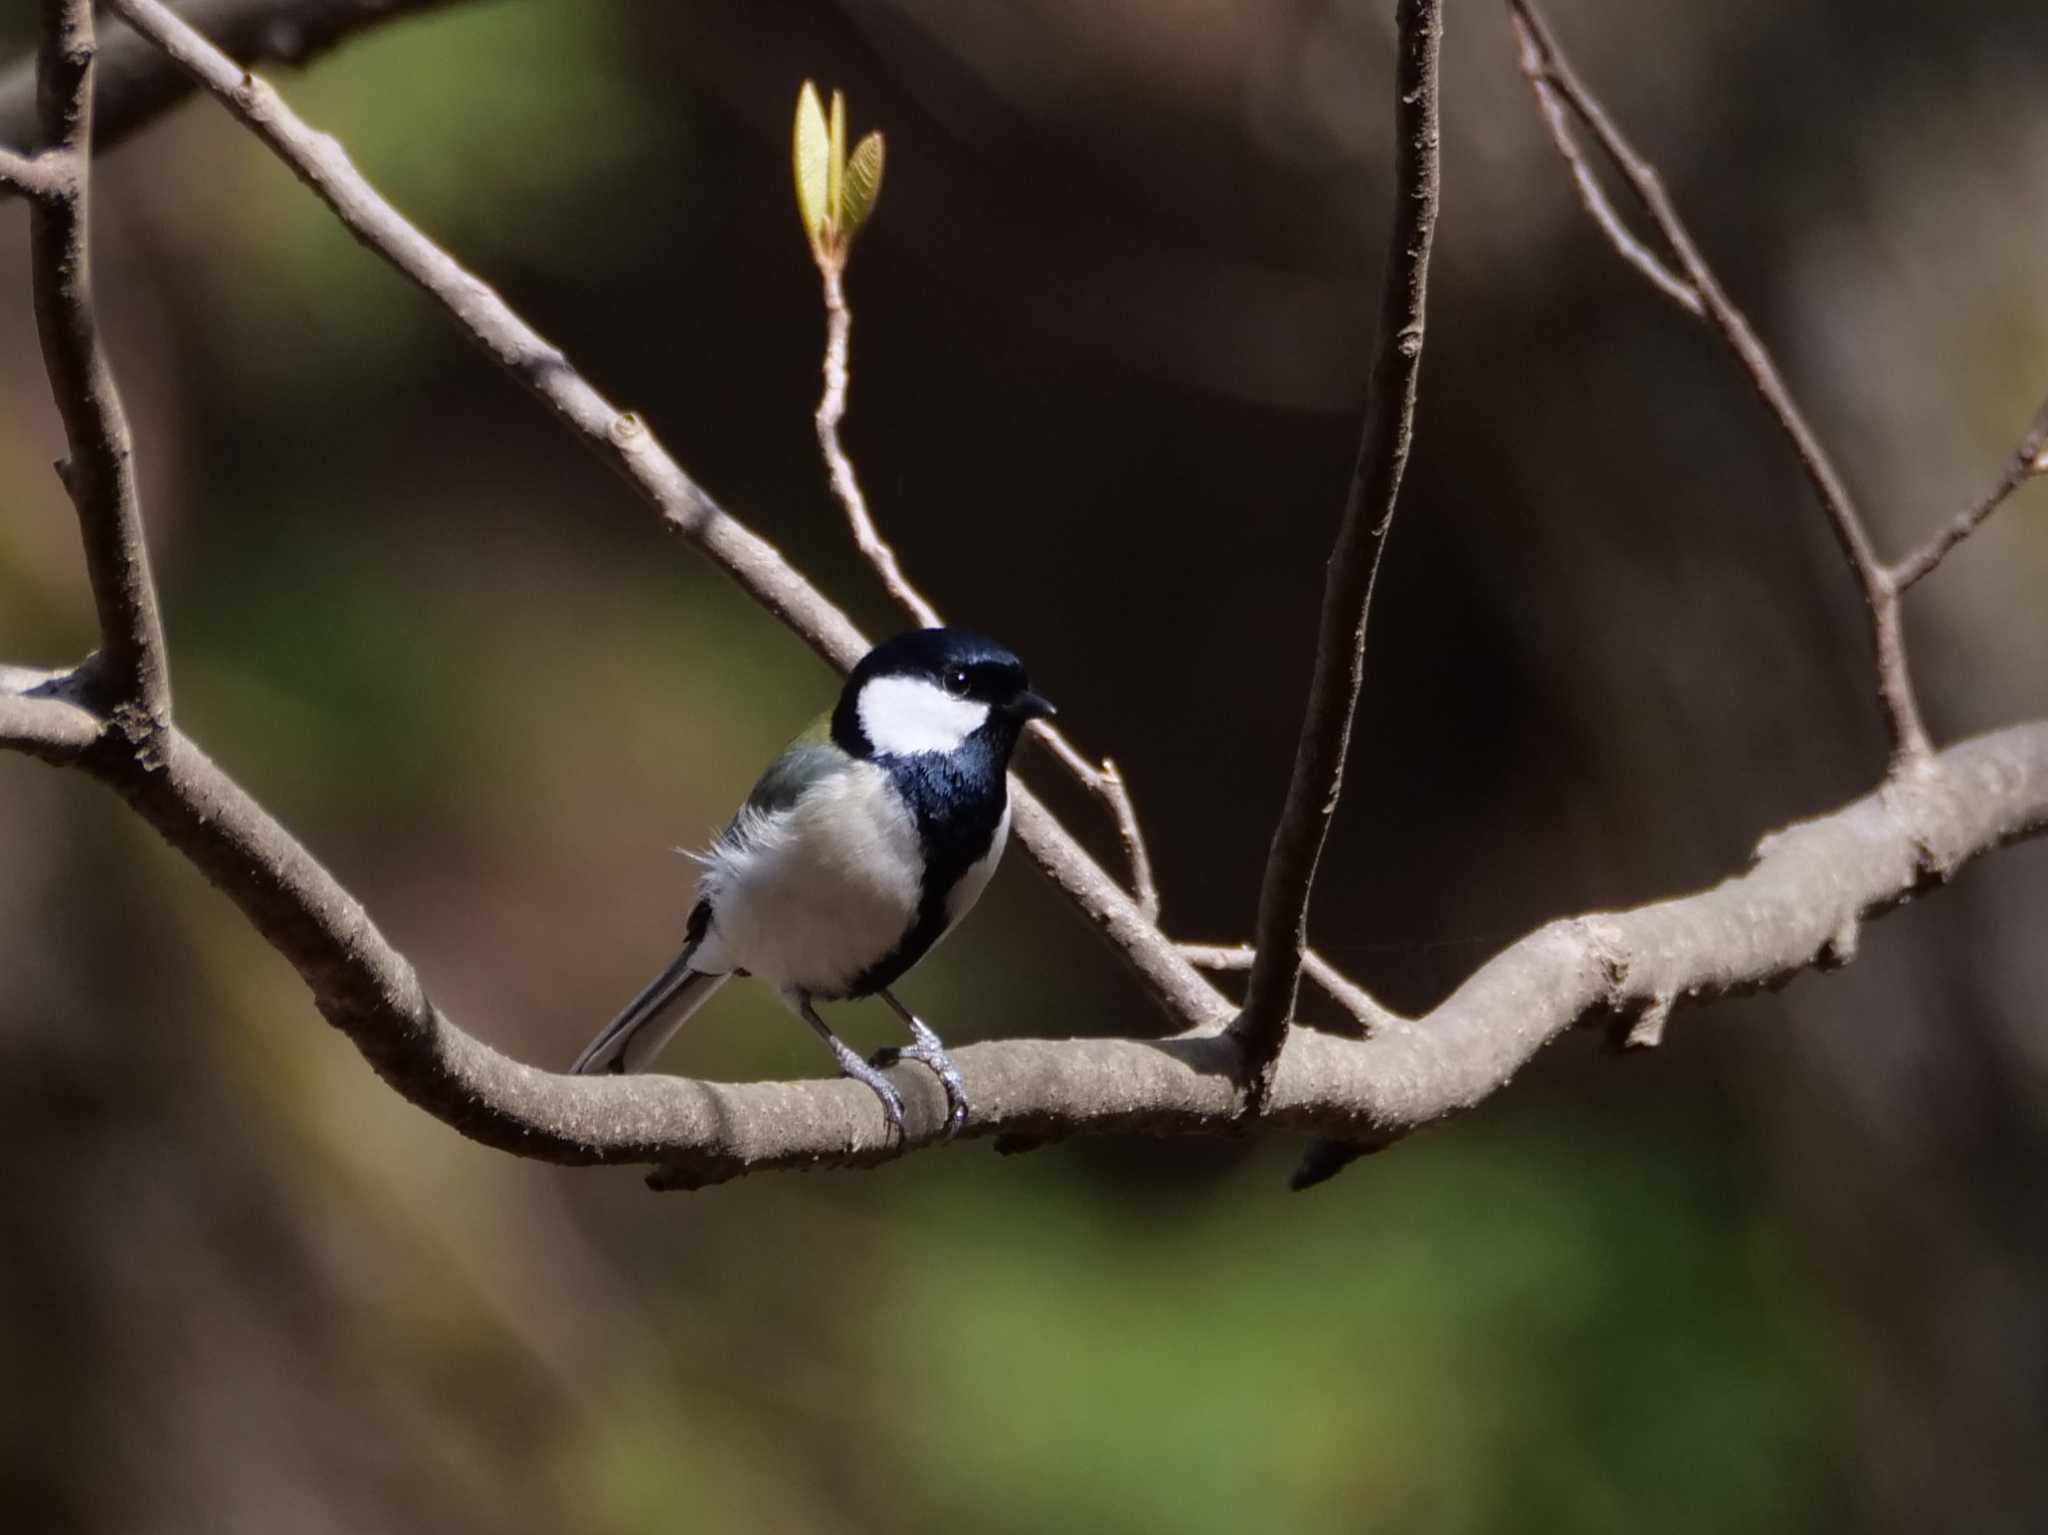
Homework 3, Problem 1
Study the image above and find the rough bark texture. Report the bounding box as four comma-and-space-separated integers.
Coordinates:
11, 710, 2032, 1188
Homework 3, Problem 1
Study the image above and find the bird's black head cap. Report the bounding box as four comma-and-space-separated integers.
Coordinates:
832, 627, 1054, 759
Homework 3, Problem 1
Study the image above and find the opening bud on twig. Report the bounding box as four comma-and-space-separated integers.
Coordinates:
794, 81, 885, 274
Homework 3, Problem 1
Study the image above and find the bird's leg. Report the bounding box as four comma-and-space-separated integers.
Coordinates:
875, 989, 970, 1139
786, 989, 906, 1137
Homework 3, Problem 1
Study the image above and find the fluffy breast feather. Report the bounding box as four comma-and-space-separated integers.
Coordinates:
693, 761, 924, 997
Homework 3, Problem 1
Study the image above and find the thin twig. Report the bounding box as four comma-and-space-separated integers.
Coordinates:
0, 143, 62, 196
1515, 48, 1701, 315
26, 0, 172, 724
0, 670, 102, 759
101, 0, 1225, 1029
813, 246, 1164, 920
1236, 0, 1442, 1108
1890, 391, 2048, 591
1178, 942, 1404, 1033
1085, 755, 1160, 922
816, 265, 940, 629
1509, 0, 1931, 768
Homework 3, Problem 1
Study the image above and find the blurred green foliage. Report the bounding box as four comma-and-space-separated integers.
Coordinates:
557, 1125, 1841, 1535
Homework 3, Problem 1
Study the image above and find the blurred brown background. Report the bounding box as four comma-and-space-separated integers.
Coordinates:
2, 1, 2045, 1530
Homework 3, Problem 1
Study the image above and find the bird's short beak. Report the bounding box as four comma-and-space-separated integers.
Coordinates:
1012, 690, 1057, 722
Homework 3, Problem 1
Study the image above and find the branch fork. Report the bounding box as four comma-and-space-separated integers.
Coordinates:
1509, 0, 2044, 775
12, 0, 172, 736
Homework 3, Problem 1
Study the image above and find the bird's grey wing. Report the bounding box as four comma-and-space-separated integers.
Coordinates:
721, 713, 846, 843
573, 718, 847, 1076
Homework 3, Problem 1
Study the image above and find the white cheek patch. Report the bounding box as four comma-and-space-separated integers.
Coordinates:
857, 675, 989, 757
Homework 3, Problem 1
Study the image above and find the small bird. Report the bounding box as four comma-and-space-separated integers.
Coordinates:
571, 627, 1054, 1137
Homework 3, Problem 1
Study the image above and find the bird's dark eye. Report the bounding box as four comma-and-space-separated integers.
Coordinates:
942, 666, 972, 698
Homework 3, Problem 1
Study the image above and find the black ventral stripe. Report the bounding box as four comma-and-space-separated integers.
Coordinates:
846, 726, 1010, 997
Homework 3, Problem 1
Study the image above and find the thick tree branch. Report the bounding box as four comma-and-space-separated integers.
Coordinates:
27, 0, 172, 724
1237, 0, 1442, 1106
99, 0, 1229, 1032
1509, 0, 1931, 767
0, 0, 469, 187
1890, 390, 2048, 591
39, 703, 2047, 1189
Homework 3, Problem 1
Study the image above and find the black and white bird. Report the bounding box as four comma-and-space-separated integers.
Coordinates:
570, 627, 1054, 1136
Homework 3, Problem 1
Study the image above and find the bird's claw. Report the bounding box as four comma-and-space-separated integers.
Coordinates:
836, 1051, 906, 1137
873, 1026, 970, 1140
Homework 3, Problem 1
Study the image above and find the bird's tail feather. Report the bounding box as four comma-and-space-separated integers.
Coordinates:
571, 945, 730, 1075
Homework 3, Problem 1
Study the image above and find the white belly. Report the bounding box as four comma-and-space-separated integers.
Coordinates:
694, 762, 924, 996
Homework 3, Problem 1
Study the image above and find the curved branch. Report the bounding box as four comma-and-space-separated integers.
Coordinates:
1237, 0, 1442, 1103
0, 0, 470, 185
41, 709, 2046, 1188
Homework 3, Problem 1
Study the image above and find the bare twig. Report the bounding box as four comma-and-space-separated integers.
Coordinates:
1515, 47, 1701, 315
816, 265, 940, 629
1073, 753, 1161, 923
0, 669, 102, 760
1178, 943, 1404, 1034
100, 0, 1226, 1030
813, 239, 1164, 921
1509, 0, 1931, 768
1890, 391, 2048, 591
0, 142, 62, 196
26, 0, 172, 725
0, 0, 473, 188
1236, 0, 1442, 1107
